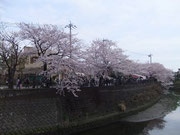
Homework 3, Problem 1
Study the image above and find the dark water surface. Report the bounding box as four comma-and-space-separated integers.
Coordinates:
72, 93, 180, 135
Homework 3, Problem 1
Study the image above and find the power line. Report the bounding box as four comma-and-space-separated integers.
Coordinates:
0, 21, 18, 27
0, 21, 153, 62
124, 49, 148, 56
124, 49, 153, 63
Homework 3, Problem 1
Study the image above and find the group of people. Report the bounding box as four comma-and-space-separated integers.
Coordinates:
79, 74, 157, 88
13, 76, 53, 89
4, 73, 157, 90
15, 77, 30, 89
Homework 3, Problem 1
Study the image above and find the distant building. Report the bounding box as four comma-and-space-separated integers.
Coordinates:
22, 46, 43, 75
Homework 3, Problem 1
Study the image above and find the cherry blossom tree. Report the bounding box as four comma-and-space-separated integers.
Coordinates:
18, 23, 174, 94
145, 63, 173, 86
41, 37, 84, 97
0, 31, 24, 89
84, 39, 128, 77
19, 23, 68, 71
19, 22, 86, 95
131, 62, 174, 86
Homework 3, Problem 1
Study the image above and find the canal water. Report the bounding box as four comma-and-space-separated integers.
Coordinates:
73, 92, 180, 135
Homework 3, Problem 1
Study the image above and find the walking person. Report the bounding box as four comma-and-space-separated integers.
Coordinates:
5, 79, 8, 88
16, 77, 21, 89
32, 76, 36, 88
24, 78, 30, 88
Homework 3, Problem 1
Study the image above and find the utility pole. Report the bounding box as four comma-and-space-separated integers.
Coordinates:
102, 39, 108, 43
65, 21, 76, 58
148, 54, 152, 64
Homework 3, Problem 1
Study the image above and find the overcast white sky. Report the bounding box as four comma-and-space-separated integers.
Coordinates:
1, 0, 180, 71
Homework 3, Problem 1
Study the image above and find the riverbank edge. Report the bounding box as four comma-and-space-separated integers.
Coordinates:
4, 92, 162, 135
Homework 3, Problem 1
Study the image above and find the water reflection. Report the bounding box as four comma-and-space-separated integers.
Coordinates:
146, 107, 180, 135
142, 119, 166, 135
72, 119, 167, 135
72, 121, 149, 135
72, 94, 180, 135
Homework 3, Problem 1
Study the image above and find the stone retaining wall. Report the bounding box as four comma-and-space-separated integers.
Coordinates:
0, 83, 162, 135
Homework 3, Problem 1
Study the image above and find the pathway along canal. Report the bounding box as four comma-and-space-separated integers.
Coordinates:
72, 92, 180, 135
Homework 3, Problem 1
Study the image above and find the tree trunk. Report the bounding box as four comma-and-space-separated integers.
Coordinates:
43, 62, 50, 88
8, 68, 15, 89
43, 62, 47, 71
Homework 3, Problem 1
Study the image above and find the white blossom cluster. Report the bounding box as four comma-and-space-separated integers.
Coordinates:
17, 23, 174, 96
